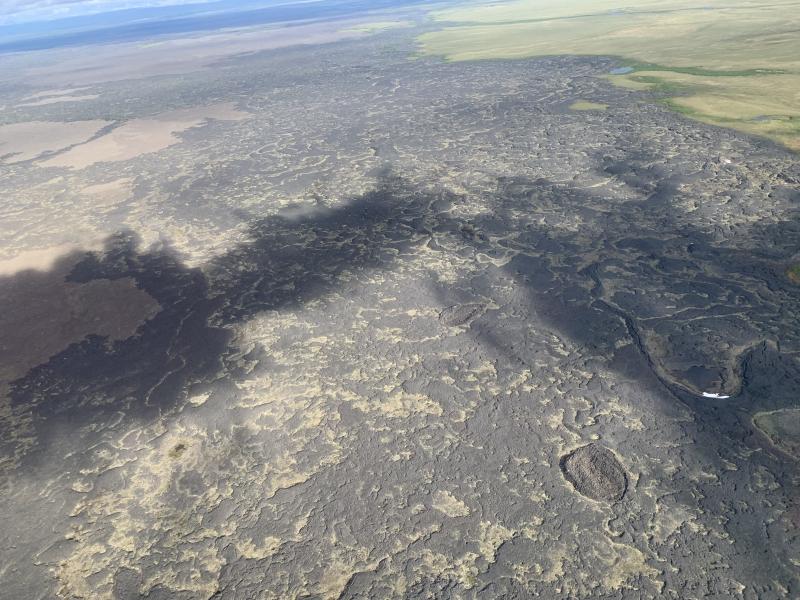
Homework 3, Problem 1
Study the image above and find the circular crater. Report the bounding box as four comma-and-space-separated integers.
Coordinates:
560, 443, 628, 503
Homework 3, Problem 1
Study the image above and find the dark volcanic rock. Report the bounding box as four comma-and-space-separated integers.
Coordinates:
438, 303, 486, 327
560, 444, 628, 502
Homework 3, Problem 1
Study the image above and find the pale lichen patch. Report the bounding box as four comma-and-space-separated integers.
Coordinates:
432, 490, 471, 517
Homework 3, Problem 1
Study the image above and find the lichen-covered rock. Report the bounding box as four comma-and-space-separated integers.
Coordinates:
438, 303, 486, 327
560, 444, 627, 502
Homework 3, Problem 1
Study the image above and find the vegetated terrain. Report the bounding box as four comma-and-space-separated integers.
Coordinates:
569, 100, 608, 111
787, 263, 800, 284
418, 0, 800, 150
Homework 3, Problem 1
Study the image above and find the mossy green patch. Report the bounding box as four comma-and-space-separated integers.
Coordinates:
619, 61, 785, 78
787, 264, 800, 284
569, 100, 607, 111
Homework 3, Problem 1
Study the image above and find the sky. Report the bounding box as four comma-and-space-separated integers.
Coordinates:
0, 0, 219, 25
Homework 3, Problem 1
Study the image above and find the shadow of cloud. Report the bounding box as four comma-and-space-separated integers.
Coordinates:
431, 173, 800, 594
1, 167, 798, 596
0, 173, 464, 597
2, 173, 457, 465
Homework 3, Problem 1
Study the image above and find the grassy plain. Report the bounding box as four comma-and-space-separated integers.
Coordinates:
569, 100, 608, 111
418, 0, 800, 150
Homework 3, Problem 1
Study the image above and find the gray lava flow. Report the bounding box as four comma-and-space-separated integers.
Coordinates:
0, 23, 798, 600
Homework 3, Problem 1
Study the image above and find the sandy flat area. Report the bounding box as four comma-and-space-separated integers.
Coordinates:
0, 19, 377, 86
0, 243, 99, 277
18, 94, 99, 107
0, 120, 110, 164
0, 246, 161, 385
21, 87, 91, 100
41, 103, 249, 169
79, 177, 135, 206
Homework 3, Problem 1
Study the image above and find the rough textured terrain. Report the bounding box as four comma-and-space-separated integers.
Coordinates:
0, 21, 798, 600
560, 444, 627, 503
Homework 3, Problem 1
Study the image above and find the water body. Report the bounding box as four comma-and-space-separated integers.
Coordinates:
610, 66, 634, 75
